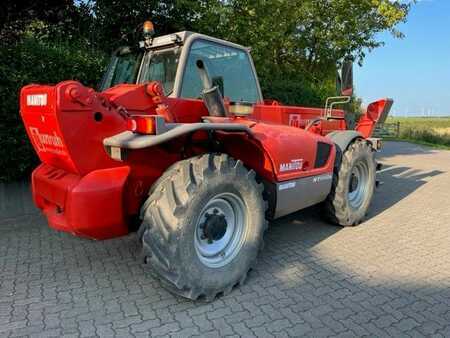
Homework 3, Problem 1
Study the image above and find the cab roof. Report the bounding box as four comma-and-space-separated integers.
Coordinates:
150, 31, 250, 52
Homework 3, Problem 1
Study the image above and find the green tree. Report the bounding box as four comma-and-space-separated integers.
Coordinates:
88, 0, 219, 51
199, 0, 411, 104
0, 0, 107, 182
0, 0, 413, 182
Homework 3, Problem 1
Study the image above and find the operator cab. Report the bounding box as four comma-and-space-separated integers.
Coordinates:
99, 30, 263, 105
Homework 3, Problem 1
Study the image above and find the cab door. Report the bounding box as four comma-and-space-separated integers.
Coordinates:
176, 38, 262, 103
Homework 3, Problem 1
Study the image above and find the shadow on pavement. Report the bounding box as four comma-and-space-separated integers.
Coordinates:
378, 141, 440, 159
268, 205, 340, 250
369, 166, 443, 218
266, 165, 444, 252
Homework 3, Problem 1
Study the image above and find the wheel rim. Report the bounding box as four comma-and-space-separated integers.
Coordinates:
194, 192, 247, 268
348, 160, 370, 209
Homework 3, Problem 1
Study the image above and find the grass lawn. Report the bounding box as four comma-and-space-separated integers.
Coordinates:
384, 116, 450, 149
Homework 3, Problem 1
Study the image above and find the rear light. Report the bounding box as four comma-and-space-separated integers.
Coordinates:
127, 115, 156, 134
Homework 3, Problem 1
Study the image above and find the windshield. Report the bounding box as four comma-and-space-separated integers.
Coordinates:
99, 47, 180, 94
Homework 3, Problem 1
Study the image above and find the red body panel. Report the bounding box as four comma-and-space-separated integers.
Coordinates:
20, 81, 381, 239
32, 163, 130, 239
251, 122, 336, 181
252, 103, 346, 135
356, 99, 392, 138
20, 82, 127, 176
208, 117, 336, 182
21, 84, 78, 174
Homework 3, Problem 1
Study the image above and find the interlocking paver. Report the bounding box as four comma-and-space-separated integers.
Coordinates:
211, 317, 234, 335
1, 142, 450, 337
170, 326, 200, 338
150, 321, 180, 336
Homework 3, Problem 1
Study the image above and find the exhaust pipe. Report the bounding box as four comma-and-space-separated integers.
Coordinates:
196, 60, 227, 117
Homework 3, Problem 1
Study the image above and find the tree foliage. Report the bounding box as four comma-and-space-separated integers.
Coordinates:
0, 0, 411, 181
86, 0, 217, 50
197, 0, 410, 101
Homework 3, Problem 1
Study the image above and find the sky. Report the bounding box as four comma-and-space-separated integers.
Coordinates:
355, 0, 450, 117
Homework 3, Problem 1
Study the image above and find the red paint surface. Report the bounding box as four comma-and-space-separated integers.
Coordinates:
20, 81, 386, 239
356, 99, 392, 138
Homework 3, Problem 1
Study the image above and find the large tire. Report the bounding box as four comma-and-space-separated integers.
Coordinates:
324, 139, 376, 226
138, 153, 268, 301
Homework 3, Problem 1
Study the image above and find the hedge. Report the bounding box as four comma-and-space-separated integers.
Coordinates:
0, 37, 107, 182
0, 37, 349, 182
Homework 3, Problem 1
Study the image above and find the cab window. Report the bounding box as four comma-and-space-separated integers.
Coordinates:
140, 48, 180, 95
181, 40, 260, 102
99, 48, 143, 91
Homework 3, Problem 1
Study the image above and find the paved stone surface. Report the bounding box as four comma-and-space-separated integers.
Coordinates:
1, 141, 450, 337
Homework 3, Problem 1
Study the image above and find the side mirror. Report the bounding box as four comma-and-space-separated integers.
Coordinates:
337, 59, 353, 97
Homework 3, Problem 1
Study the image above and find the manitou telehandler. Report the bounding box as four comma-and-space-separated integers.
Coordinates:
20, 21, 392, 301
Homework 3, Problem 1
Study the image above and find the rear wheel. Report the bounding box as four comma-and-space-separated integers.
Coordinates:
324, 139, 376, 226
138, 153, 267, 301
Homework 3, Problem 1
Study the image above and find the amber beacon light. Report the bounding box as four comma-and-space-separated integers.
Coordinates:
143, 21, 155, 37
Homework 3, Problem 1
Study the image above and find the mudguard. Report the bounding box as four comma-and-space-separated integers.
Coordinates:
326, 130, 362, 152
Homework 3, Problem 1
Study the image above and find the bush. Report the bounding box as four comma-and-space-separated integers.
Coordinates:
0, 37, 107, 182
400, 127, 450, 148
0, 27, 360, 183
259, 72, 336, 107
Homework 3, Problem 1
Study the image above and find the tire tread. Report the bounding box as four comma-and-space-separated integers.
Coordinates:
138, 153, 268, 301
324, 139, 375, 226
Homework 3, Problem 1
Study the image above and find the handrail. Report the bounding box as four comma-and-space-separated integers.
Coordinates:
324, 96, 351, 119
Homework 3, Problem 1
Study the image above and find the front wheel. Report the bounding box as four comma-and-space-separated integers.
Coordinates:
324, 139, 376, 226
138, 153, 267, 301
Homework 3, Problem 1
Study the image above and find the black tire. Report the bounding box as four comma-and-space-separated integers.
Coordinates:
324, 139, 376, 226
138, 153, 268, 301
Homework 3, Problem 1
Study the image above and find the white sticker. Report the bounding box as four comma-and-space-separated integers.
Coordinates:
27, 94, 47, 106
279, 182, 296, 191
279, 159, 303, 173
313, 173, 333, 183
29, 127, 65, 154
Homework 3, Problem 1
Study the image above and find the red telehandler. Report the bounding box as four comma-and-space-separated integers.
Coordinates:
20, 22, 392, 301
